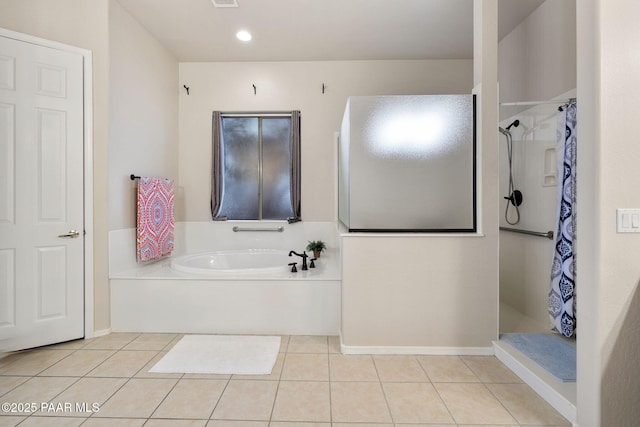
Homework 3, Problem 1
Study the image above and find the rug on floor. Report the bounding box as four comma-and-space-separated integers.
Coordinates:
150, 335, 281, 375
500, 333, 576, 382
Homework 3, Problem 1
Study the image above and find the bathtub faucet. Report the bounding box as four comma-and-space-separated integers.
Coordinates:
288, 250, 308, 270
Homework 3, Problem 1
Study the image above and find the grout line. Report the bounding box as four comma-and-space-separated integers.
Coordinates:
2, 333, 569, 425
372, 353, 395, 425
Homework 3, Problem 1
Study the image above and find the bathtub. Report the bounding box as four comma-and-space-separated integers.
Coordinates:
170, 249, 291, 275
109, 224, 341, 336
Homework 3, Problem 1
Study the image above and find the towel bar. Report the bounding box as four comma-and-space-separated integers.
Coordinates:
232, 226, 284, 232
499, 226, 554, 240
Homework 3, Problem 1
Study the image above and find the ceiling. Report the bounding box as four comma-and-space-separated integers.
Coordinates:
116, 0, 545, 62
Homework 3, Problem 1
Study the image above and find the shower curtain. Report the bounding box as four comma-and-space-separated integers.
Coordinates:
548, 101, 577, 338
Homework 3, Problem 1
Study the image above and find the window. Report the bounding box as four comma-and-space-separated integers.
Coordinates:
211, 111, 301, 221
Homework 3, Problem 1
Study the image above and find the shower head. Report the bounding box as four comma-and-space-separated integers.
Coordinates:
506, 119, 520, 131
499, 119, 520, 137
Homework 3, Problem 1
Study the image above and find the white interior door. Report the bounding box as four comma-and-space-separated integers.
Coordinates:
0, 35, 85, 352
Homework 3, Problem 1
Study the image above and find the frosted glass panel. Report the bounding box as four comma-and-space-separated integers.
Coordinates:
219, 117, 259, 220
340, 95, 475, 231
262, 118, 294, 219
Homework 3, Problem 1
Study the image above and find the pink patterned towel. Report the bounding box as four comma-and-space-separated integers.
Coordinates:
136, 177, 174, 263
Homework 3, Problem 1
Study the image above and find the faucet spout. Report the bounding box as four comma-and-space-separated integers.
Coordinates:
288, 250, 309, 270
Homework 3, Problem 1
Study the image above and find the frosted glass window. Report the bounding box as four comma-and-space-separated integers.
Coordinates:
339, 95, 476, 232
215, 114, 298, 221
218, 117, 259, 220
262, 118, 293, 219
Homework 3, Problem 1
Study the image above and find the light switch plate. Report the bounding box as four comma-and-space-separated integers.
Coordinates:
616, 208, 640, 232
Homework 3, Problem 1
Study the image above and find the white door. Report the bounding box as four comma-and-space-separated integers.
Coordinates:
0, 35, 85, 352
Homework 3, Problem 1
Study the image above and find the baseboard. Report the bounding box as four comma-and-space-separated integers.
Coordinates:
92, 328, 112, 338
339, 336, 494, 355
494, 340, 577, 425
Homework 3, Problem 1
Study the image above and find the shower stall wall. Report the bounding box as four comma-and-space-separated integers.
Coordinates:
339, 95, 476, 232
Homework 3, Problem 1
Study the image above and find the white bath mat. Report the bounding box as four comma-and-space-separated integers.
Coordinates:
149, 335, 281, 375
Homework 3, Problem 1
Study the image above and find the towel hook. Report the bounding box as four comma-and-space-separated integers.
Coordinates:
322, 83, 325, 94
252, 84, 257, 95
183, 85, 189, 95
130, 174, 140, 181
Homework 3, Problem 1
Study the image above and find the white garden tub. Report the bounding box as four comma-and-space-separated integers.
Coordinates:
170, 249, 291, 275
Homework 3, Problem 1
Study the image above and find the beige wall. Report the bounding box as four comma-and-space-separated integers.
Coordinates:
578, 0, 640, 425
178, 60, 473, 222
498, 0, 576, 112
0, 0, 111, 331
109, 0, 179, 231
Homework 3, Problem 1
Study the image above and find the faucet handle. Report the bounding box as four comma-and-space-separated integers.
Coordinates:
288, 262, 298, 273
309, 258, 317, 268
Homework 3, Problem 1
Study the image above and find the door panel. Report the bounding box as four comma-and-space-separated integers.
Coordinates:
0, 35, 84, 352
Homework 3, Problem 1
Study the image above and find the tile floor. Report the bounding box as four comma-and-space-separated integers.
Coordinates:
0, 333, 571, 426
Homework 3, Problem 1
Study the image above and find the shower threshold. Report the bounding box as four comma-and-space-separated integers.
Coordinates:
494, 339, 576, 425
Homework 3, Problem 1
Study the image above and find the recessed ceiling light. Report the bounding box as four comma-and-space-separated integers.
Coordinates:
211, 0, 238, 7
236, 30, 252, 42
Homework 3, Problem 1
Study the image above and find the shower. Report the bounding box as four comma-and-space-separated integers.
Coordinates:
500, 119, 522, 225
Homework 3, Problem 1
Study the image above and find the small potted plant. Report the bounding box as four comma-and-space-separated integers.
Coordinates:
306, 240, 326, 258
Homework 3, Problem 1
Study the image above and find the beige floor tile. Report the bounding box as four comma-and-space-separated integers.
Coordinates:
152, 378, 226, 419
434, 383, 518, 425
0, 377, 77, 415
0, 350, 73, 376
382, 382, 454, 424
0, 376, 29, 396
330, 382, 392, 423
36, 377, 126, 417
231, 353, 283, 381
271, 381, 330, 422
329, 354, 378, 382
0, 416, 26, 426
278, 336, 290, 353
287, 336, 327, 353
43, 339, 94, 350
393, 425, 454, 427
487, 383, 571, 425
13, 416, 86, 426
456, 425, 519, 427
182, 372, 231, 380
328, 336, 341, 354
134, 352, 183, 379
39, 350, 115, 377
270, 423, 330, 427
123, 333, 178, 351
333, 424, 393, 427
206, 422, 268, 427
96, 378, 177, 418
211, 380, 278, 421
80, 419, 146, 427
373, 355, 429, 382
0, 353, 23, 371
87, 350, 157, 377
461, 356, 522, 383
281, 353, 328, 381
147, 420, 208, 427
417, 355, 479, 383
83, 333, 140, 350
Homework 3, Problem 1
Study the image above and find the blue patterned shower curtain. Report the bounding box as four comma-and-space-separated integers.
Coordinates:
548, 102, 577, 338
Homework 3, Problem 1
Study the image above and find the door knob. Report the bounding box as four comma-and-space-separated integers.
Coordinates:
58, 230, 80, 238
